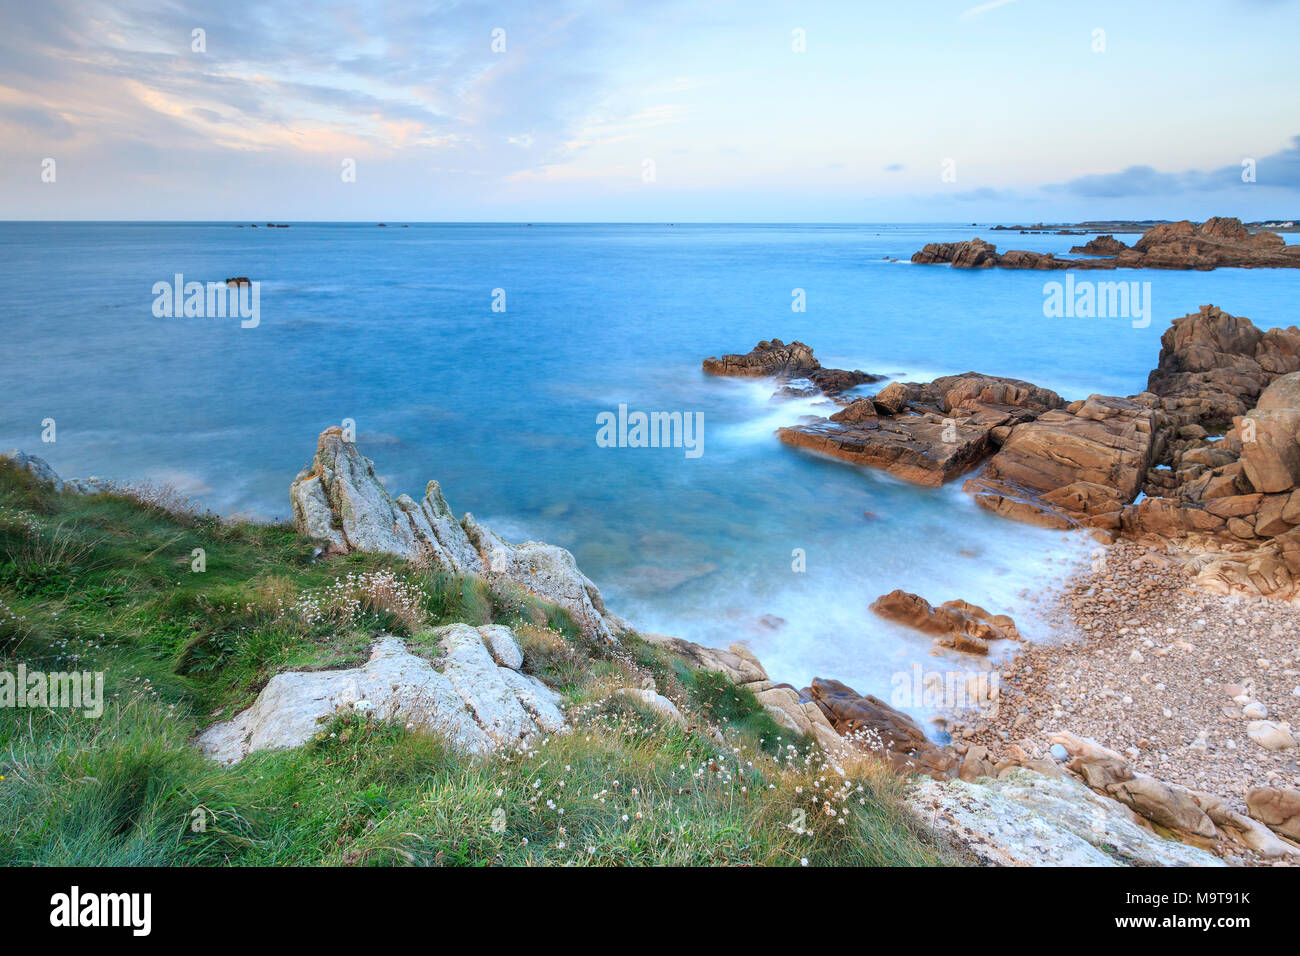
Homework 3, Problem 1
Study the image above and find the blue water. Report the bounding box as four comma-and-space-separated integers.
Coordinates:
4, 222, 1299, 718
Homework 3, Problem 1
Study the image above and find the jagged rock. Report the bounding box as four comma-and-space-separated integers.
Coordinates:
290, 427, 484, 573
1147, 305, 1300, 429
702, 338, 880, 396
869, 589, 1019, 655
807, 677, 957, 778
1, 450, 64, 491
198, 628, 565, 764
965, 395, 1155, 529
461, 513, 615, 644
908, 768, 1225, 866
702, 338, 820, 377
1245, 787, 1300, 842
778, 373, 1062, 486
290, 429, 620, 642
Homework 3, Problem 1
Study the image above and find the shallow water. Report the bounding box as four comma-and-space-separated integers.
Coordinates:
4, 222, 1298, 720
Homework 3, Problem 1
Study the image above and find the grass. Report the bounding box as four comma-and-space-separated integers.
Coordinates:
0, 461, 960, 866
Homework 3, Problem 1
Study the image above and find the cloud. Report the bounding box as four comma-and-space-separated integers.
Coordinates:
960, 0, 1020, 19
1049, 135, 1300, 197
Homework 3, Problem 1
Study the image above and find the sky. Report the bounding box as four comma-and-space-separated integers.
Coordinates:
1, 0, 1297, 222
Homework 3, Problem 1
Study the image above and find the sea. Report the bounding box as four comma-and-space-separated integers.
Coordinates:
4, 222, 1299, 722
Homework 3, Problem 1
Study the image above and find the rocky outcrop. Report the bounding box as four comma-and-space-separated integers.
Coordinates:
869, 589, 1020, 654
1069, 235, 1129, 256
702, 338, 880, 396
290, 427, 483, 572
913, 218, 1300, 270
462, 513, 616, 644
291, 428, 620, 642
964, 394, 1157, 532
0, 449, 65, 491
1147, 305, 1300, 429
908, 768, 1224, 866
778, 372, 1063, 486
198, 627, 566, 765
805, 677, 958, 778
1049, 731, 1300, 859
639, 634, 841, 750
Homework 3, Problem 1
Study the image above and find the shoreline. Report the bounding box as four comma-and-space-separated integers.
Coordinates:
943, 538, 1300, 864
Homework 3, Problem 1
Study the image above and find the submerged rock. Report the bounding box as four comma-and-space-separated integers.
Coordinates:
198, 627, 564, 764
702, 338, 880, 396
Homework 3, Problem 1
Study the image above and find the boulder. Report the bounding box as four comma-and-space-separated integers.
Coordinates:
1246, 720, 1296, 750
1245, 787, 1300, 842
617, 688, 687, 727
807, 677, 957, 778
197, 628, 565, 764
869, 589, 1019, 654
1241, 371, 1300, 493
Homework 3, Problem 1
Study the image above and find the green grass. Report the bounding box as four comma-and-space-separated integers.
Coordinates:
0, 461, 961, 866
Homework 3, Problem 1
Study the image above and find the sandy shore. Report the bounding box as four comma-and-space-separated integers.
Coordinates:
943, 538, 1300, 862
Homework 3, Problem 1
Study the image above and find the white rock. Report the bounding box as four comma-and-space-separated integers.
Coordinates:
478, 624, 524, 670
198, 628, 564, 764
1247, 721, 1297, 751
1242, 701, 1269, 720
1, 449, 64, 491
289, 427, 484, 573
907, 769, 1224, 867
617, 688, 687, 726
1129, 650, 1144, 663
462, 512, 615, 643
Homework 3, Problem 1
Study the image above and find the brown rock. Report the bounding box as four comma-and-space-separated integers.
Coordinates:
869, 589, 1019, 654
913, 219, 1300, 272
1069, 234, 1129, 256
1245, 787, 1300, 841
807, 677, 958, 779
